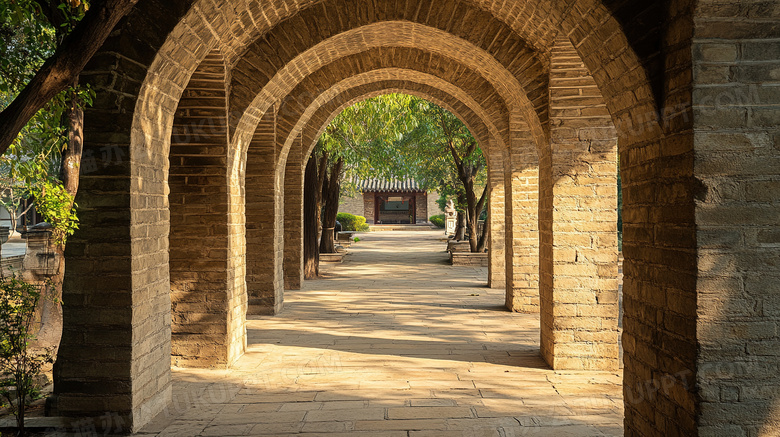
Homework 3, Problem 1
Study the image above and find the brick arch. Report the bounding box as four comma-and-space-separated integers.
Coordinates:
301, 87, 494, 162
61, 0, 689, 432
227, 1, 551, 130
278, 67, 511, 163
269, 70, 519, 294
228, 21, 548, 161
261, 46, 530, 177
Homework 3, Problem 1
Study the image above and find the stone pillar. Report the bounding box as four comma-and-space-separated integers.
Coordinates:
363, 192, 375, 223
504, 120, 540, 312
54, 82, 173, 432
246, 106, 284, 315
168, 51, 246, 368
692, 6, 780, 435
486, 144, 505, 289
283, 135, 304, 290
539, 37, 619, 371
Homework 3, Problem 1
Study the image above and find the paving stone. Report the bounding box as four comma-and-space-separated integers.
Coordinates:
138, 231, 622, 436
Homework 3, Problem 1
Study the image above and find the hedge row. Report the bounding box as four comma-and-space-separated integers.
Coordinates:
337, 212, 370, 232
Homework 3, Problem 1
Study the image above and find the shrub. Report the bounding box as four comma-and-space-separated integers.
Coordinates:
0, 277, 55, 435
337, 212, 370, 232
430, 214, 445, 228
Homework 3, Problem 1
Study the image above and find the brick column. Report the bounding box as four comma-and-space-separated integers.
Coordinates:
246, 106, 284, 315
539, 37, 619, 371
364, 192, 375, 223
487, 144, 505, 289
692, 8, 780, 435
283, 135, 304, 290
416, 192, 428, 224
167, 51, 246, 368
504, 120, 540, 312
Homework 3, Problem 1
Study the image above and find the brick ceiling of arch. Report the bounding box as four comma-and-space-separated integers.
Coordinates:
227, 22, 548, 163
292, 81, 499, 168
290, 70, 502, 151
267, 67, 513, 171
301, 86, 504, 172
124, 0, 659, 173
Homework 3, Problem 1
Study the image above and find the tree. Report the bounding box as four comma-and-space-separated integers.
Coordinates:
310, 94, 418, 255
0, 0, 140, 155
303, 154, 319, 279
394, 99, 489, 252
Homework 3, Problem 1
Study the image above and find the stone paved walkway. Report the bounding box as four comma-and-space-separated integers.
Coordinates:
140, 231, 623, 436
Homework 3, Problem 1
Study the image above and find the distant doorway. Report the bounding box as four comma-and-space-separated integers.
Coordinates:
376, 194, 416, 224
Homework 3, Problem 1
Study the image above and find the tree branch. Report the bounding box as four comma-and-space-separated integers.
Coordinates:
0, 0, 140, 155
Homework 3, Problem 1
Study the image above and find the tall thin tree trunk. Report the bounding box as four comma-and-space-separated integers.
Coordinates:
454, 192, 467, 241
319, 158, 343, 254
454, 211, 466, 241
38, 87, 83, 347
464, 182, 480, 253
476, 186, 489, 252
315, 152, 328, 247
303, 154, 319, 279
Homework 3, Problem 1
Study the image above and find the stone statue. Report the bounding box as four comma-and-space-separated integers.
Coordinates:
444, 199, 456, 217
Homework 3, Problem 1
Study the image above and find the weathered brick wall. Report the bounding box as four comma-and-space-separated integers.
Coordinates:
487, 148, 506, 289
339, 192, 364, 217
283, 136, 304, 290
504, 118, 540, 312
363, 193, 375, 224
562, 0, 699, 433
246, 107, 284, 315
427, 191, 441, 218
415, 193, 428, 224
693, 1, 780, 435
168, 51, 243, 368
540, 37, 619, 371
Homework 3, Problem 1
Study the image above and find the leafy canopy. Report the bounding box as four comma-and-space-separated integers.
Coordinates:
0, 1, 91, 243
318, 93, 486, 206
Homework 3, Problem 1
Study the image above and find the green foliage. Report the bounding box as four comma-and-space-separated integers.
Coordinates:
29, 180, 78, 245
1, 1, 92, 238
0, 88, 89, 240
337, 212, 369, 232
353, 237, 360, 243
429, 214, 445, 228
319, 93, 422, 192
316, 94, 486, 232
391, 98, 487, 213
0, 277, 55, 433
0, 1, 89, 94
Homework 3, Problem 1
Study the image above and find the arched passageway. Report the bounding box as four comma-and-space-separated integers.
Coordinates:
49, 0, 780, 435
141, 230, 623, 436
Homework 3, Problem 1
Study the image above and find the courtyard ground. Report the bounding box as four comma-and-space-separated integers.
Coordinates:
139, 230, 623, 436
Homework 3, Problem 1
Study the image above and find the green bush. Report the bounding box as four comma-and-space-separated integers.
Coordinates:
337, 212, 370, 232
430, 214, 445, 228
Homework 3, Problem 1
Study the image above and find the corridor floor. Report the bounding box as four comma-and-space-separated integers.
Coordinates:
140, 231, 623, 436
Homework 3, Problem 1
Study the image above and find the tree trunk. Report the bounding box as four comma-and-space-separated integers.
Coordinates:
314, 152, 328, 246
303, 154, 320, 279
36, 89, 84, 348
319, 158, 343, 254
464, 181, 480, 253
454, 211, 466, 241
0, 0, 141, 154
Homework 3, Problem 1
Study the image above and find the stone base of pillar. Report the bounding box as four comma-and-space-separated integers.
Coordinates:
247, 300, 283, 316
